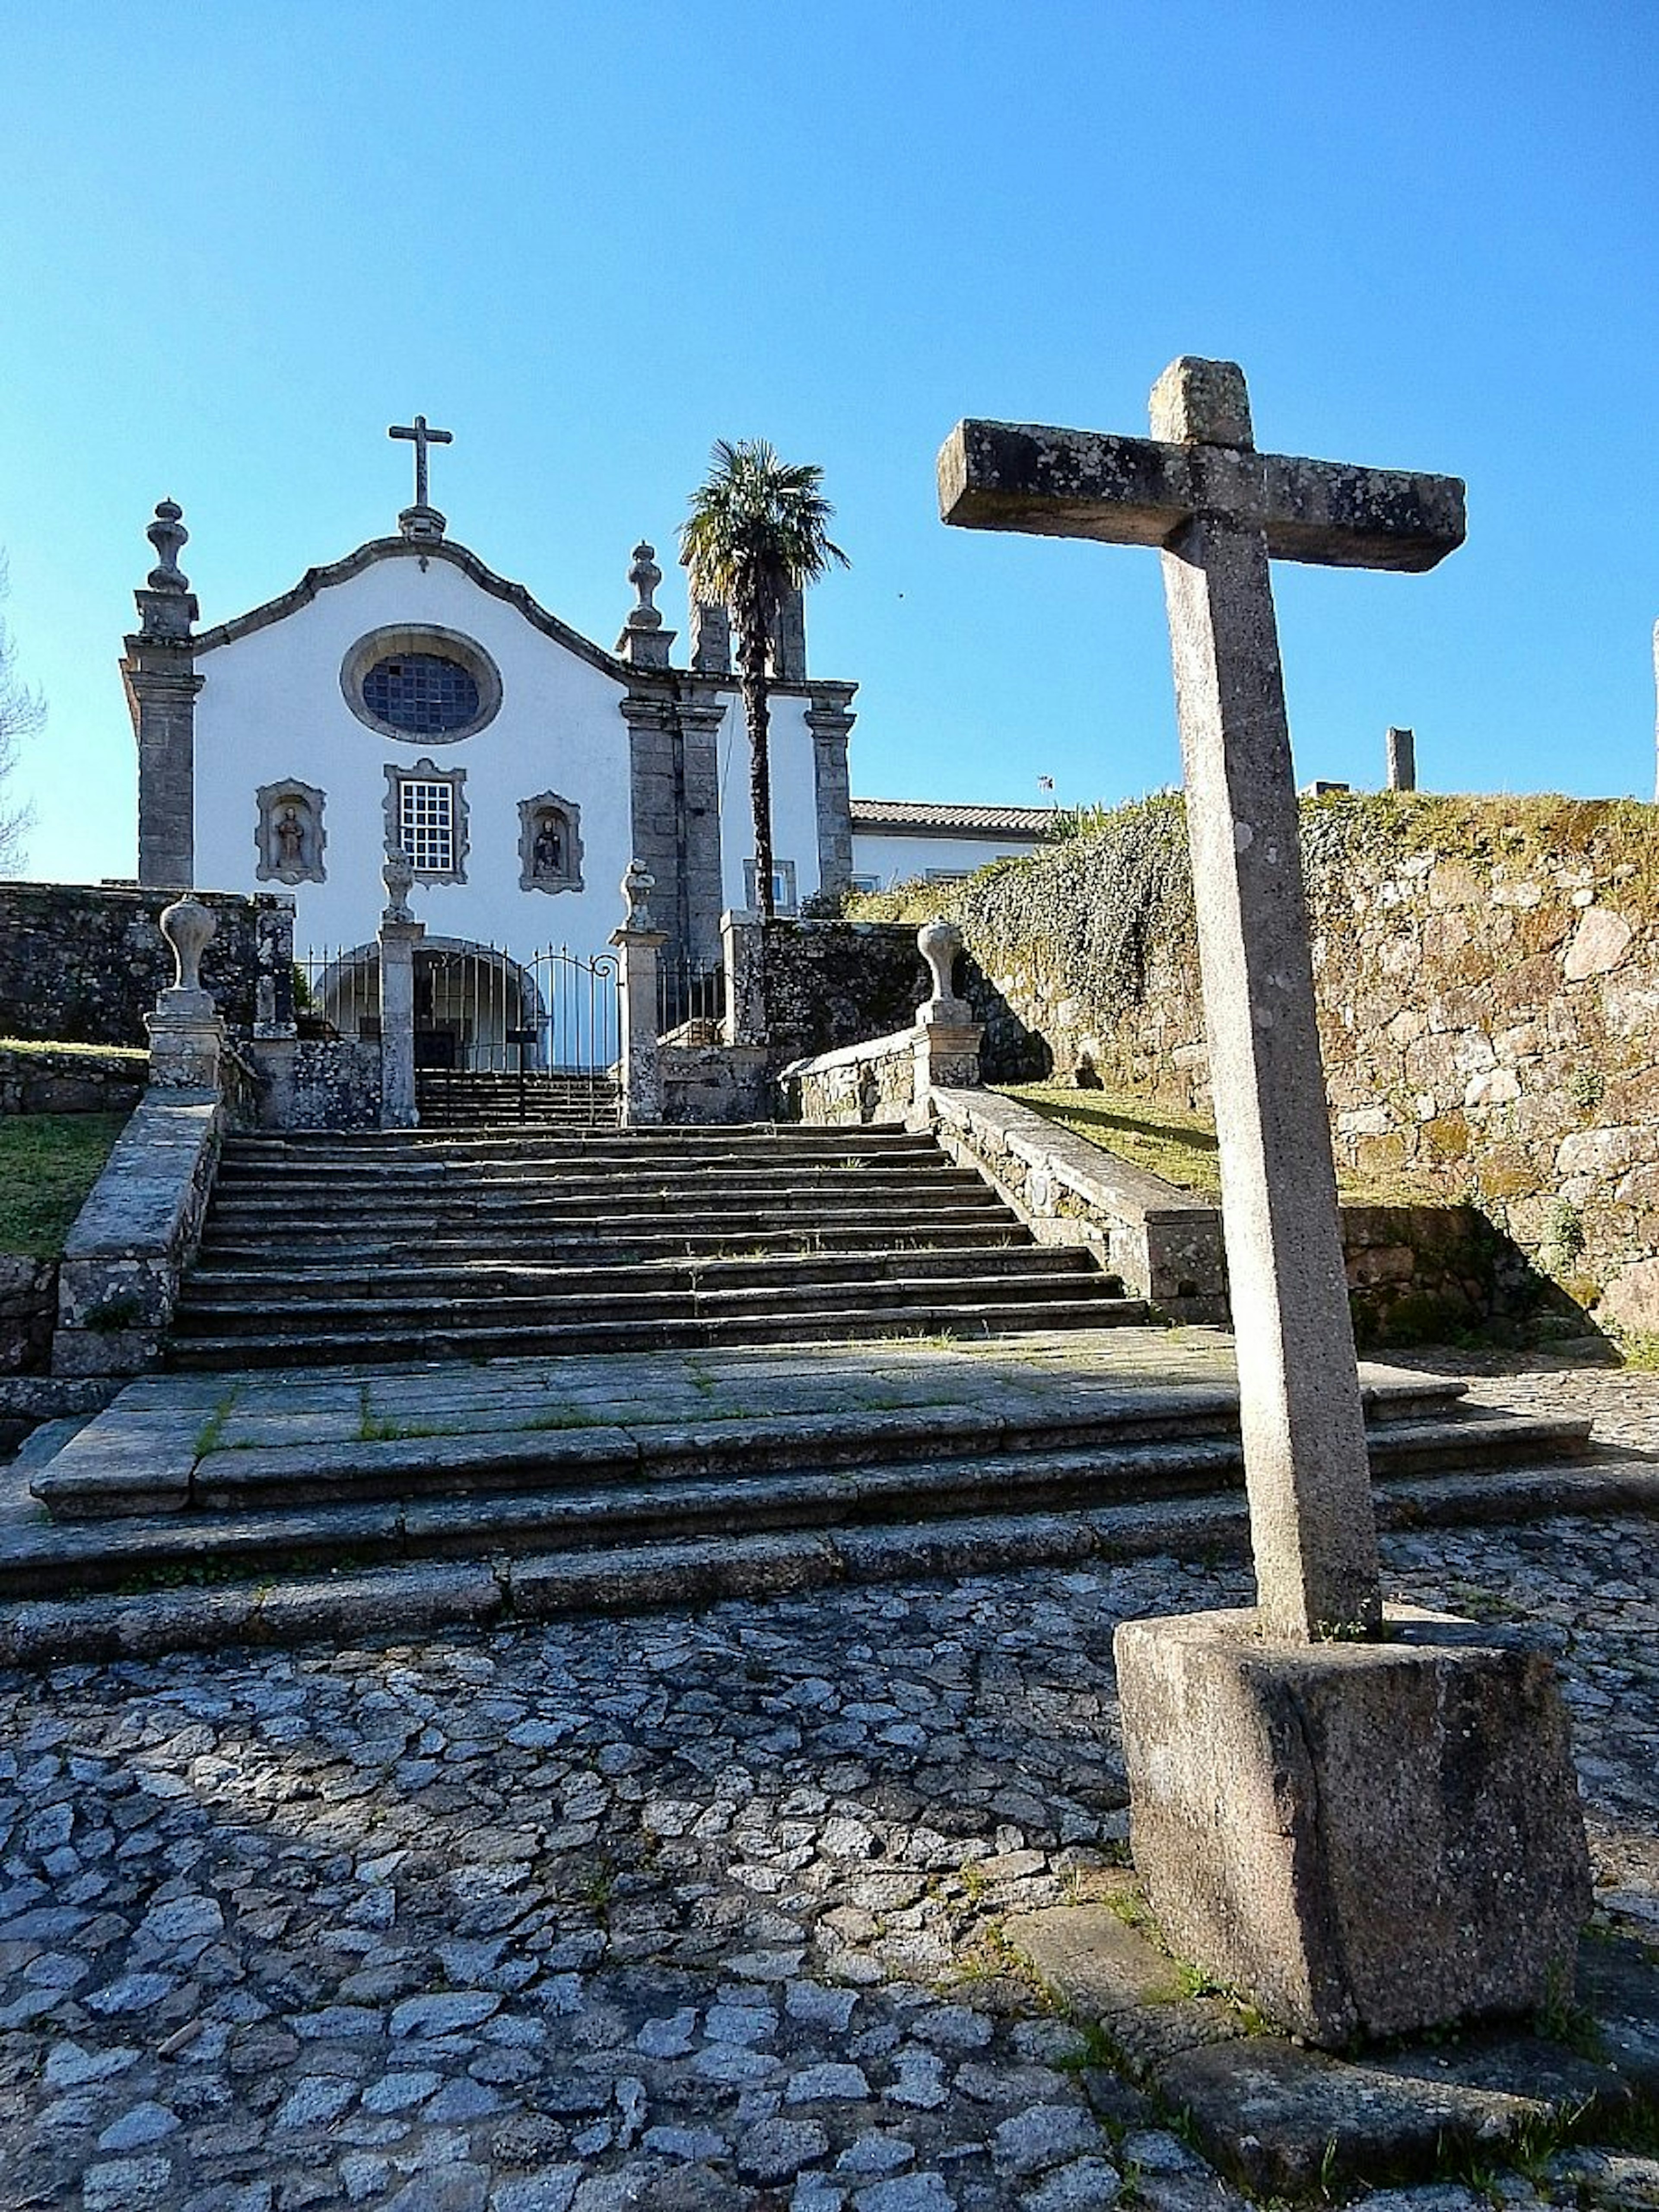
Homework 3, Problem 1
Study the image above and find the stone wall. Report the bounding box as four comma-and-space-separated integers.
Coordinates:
248, 1039, 382, 1131
787, 1031, 920, 1128
0, 883, 292, 1046
54, 1094, 226, 1377
849, 794, 1659, 1332
752, 919, 931, 1060
0, 1046, 146, 1118
0, 1259, 58, 1374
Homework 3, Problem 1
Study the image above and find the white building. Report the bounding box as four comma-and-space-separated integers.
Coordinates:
121, 434, 1054, 1063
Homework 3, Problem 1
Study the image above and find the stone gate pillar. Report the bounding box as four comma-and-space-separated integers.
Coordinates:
378, 851, 424, 1130
612, 860, 666, 1126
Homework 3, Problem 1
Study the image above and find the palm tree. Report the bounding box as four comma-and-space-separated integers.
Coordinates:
680, 440, 848, 920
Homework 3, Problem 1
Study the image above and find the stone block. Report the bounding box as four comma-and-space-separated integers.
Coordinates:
1116, 1604, 1590, 2047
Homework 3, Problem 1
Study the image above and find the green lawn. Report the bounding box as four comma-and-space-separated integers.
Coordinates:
998, 1083, 1440, 1207
998, 1084, 1224, 1197
0, 1114, 129, 1257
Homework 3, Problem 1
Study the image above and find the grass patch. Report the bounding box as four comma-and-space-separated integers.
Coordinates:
1001, 1083, 1223, 1198
999, 1081, 1444, 1207
0, 1037, 146, 1062
0, 1112, 130, 1257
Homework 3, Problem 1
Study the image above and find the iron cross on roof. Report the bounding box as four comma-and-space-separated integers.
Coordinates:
388, 414, 454, 508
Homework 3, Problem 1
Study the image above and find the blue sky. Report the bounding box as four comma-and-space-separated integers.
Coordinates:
2, 0, 1655, 883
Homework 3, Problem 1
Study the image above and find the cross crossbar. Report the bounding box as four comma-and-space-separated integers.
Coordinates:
938, 418, 1465, 572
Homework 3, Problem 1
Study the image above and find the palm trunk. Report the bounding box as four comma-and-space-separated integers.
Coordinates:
738, 599, 775, 921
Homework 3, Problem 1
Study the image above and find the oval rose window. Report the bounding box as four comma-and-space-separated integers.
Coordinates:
361, 652, 482, 736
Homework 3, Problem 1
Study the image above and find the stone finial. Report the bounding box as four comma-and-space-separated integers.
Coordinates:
620, 858, 657, 933
625, 543, 664, 631
917, 918, 961, 1007
158, 896, 216, 998
135, 498, 199, 642
382, 847, 415, 922
147, 499, 191, 594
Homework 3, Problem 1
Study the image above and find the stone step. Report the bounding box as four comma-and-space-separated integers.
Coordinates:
9, 1451, 1645, 1668
172, 1265, 1122, 1338
180, 1243, 1096, 1306
197, 1194, 1016, 1242
193, 1219, 1035, 1269
214, 1150, 971, 1189
10, 1406, 1606, 1659
166, 1291, 1153, 1370
39, 1380, 1522, 1522
221, 1123, 928, 1160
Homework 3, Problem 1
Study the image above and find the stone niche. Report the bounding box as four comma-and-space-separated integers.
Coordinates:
255, 780, 326, 886
518, 791, 584, 894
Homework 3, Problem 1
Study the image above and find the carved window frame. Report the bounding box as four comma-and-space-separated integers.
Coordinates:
255, 777, 327, 885
518, 789, 585, 895
383, 758, 469, 884
342, 624, 503, 743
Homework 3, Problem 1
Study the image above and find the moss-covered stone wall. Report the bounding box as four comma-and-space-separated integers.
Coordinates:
849, 794, 1659, 1333
0, 883, 292, 1046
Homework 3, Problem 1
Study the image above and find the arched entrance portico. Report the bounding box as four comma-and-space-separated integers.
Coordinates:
306, 938, 618, 1075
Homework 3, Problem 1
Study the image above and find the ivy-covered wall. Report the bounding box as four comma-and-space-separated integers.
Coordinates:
850, 793, 1659, 1335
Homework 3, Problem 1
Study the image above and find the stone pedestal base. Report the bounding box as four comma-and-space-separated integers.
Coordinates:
1115, 1605, 1590, 2047
144, 1002, 225, 1090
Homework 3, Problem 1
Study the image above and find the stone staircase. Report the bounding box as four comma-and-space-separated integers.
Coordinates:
169, 1123, 1149, 1369
415, 1069, 620, 1129
9, 1329, 1621, 1663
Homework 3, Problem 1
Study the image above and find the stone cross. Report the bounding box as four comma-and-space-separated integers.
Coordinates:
939, 358, 1465, 1640
389, 415, 453, 507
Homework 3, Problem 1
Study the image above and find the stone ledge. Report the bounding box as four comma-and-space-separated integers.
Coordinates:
929, 1086, 1228, 1321
53, 1093, 226, 1374
1011, 1877, 1659, 2199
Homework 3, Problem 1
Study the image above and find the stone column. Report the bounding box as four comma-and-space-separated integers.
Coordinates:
612, 861, 667, 1127
720, 908, 767, 1046
378, 851, 423, 1130
122, 500, 203, 890
145, 898, 226, 1091
806, 683, 858, 899
249, 896, 299, 1130
1385, 725, 1416, 791
909, 920, 982, 1123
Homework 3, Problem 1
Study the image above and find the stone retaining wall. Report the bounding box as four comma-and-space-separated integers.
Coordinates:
54, 1094, 226, 1377
744, 918, 929, 1058
850, 795, 1659, 1334
0, 1258, 59, 1374
785, 1030, 919, 1128
0, 1046, 146, 1118
0, 882, 291, 1046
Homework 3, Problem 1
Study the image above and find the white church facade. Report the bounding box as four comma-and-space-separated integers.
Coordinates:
121, 425, 1055, 1062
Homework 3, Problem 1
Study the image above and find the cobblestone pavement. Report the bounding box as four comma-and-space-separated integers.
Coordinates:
5, 1357, 1659, 2212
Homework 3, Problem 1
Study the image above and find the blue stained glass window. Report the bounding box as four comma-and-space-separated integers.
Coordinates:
363, 653, 481, 734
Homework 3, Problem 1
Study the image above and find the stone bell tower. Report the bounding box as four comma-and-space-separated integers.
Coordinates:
122, 498, 202, 888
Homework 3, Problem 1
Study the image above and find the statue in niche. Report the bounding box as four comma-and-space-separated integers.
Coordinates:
532, 810, 567, 879
256, 780, 327, 886
518, 790, 582, 893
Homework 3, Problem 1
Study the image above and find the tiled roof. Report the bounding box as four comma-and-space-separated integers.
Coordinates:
849, 799, 1060, 839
